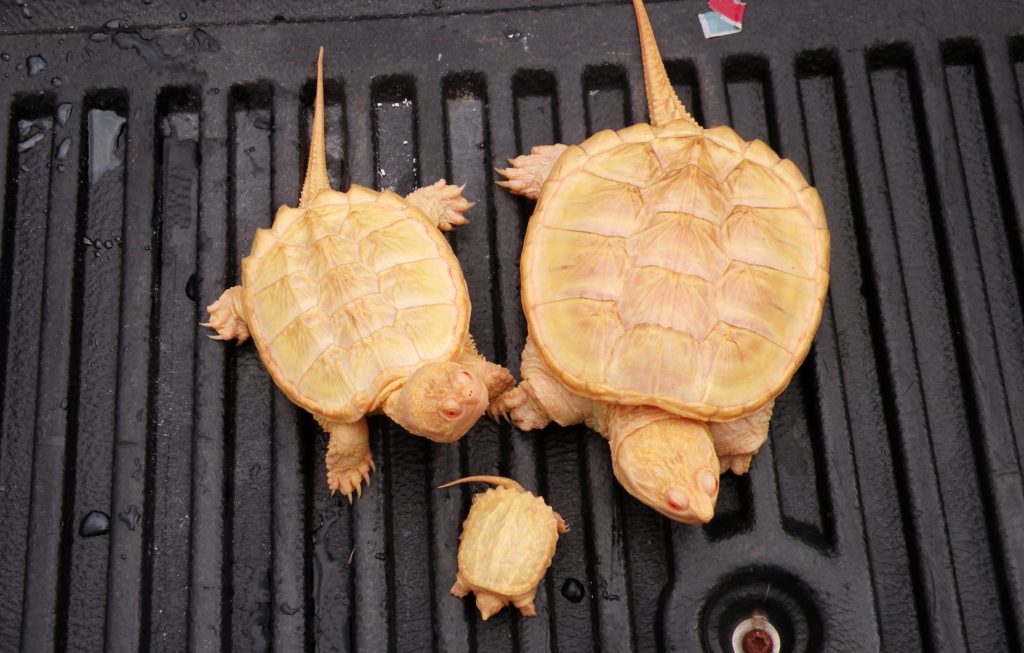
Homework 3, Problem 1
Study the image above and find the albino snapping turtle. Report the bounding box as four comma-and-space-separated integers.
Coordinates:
440, 476, 567, 620
491, 0, 829, 522
204, 50, 513, 501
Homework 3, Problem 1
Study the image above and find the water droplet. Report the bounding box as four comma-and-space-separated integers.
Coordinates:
105, 18, 121, 29
88, 109, 126, 185
374, 551, 386, 561
90, 32, 109, 42
55, 102, 73, 126
144, 244, 151, 251
1, 53, 10, 62
191, 28, 220, 53
79, 510, 110, 537
103, 239, 113, 249
120, 553, 127, 560
21, 4, 32, 18
179, 11, 187, 20
17, 132, 44, 153
209, 87, 220, 95
185, 273, 199, 301
561, 577, 585, 603
26, 54, 46, 76
59, 397, 68, 410
51, 76, 62, 88
56, 163, 66, 173
279, 602, 300, 616
119, 505, 141, 531
55, 137, 71, 161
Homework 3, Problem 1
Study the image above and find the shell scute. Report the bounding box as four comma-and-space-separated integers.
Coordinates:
606, 325, 704, 402
253, 274, 318, 341
378, 258, 457, 309
270, 311, 335, 381
743, 138, 781, 169
627, 212, 729, 279
329, 293, 397, 345
617, 265, 716, 340
715, 263, 816, 350
723, 205, 817, 278
579, 129, 623, 156
584, 142, 662, 186
530, 299, 623, 382
640, 165, 726, 224
724, 160, 797, 209
530, 229, 628, 304
542, 172, 643, 237
358, 218, 439, 270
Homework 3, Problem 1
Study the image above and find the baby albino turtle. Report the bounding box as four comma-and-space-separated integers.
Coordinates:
204, 50, 513, 501
492, 0, 829, 523
441, 476, 567, 620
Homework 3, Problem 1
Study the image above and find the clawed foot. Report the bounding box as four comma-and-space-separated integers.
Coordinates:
202, 287, 250, 343
327, 452, 375, 503
407, 179, 474, 231
485, 365, 516, 398
496, 144, 568, 200
487, 386, 550, 431
719, 454, 753, 476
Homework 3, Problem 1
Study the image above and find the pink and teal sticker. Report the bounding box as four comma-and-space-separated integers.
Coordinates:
699, 0, 747, 38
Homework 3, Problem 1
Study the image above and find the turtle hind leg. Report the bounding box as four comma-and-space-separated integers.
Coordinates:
496, 143, 568, 200
512, 590, 538, 617
202, 286, 250, 343
405, 179, 474, 232
450, 575, 471, 598
323, 418, 374, 503
474, 592, 508, 621
709, 400, 774, 475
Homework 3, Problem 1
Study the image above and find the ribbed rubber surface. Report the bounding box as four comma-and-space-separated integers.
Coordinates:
1, 1, 1023, 651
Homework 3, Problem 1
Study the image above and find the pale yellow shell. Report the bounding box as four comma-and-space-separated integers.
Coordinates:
522, 121, 830, 421
242, 185, 470, 422
457, 486, 560, 596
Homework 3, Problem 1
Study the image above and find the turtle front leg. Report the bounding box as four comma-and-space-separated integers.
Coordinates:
458, 336, 515, 400
202, 286, 249, 343
709, 400, 774, 475
322, 418, 374, 502
405, 179, 474, 232
496, 143, 568, 200
488, 337, 591, 430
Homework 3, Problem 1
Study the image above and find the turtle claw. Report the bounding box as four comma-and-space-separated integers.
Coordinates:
326, 451, 374, 502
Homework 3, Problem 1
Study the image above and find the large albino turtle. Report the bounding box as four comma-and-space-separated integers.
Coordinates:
204, 50, 513, 501
491, 0, 829, 523
440, 476, 567, 620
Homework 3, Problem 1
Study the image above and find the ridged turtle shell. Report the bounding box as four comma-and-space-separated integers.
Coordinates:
458, 487, 560, 596
522, 120, 830, 421
241, 184, 470, 422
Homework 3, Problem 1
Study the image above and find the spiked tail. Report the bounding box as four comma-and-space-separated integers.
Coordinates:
299, 47, 331, 207
632, 0, 699, 129
438, 475, 525, 492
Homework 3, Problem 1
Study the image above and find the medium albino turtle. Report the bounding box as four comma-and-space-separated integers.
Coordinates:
440, 476, 567, 620
204, 50, 513, 501
491, 0, 829, 523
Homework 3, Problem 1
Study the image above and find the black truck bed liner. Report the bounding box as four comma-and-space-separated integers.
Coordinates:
1, 1, 1023, 650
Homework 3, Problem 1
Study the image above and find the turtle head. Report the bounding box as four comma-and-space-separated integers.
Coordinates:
386, 361, 489, 443
611, 417, 720, 523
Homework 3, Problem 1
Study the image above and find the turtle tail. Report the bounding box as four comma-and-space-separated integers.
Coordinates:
299, 47, 331, 207
438, 476, 525, 492
631, 0, 699, 129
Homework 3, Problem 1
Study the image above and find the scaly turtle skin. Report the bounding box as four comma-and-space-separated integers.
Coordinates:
441, 476, 567, 620
204, 50, 513, 501
491, 0, 829, 523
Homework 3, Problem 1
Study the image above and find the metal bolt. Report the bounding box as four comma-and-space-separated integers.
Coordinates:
742, 628, 774, 653
731, 611, 781, 653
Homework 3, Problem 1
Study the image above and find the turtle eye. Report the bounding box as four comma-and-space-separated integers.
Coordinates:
440, 400, 464, 420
